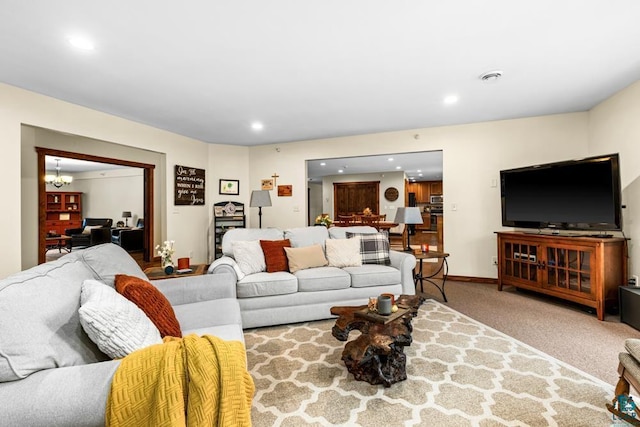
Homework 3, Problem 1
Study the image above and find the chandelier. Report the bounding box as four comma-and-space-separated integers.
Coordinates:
45, 159, 73, 188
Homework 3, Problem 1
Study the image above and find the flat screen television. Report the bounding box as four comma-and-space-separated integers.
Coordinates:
500, 153, 622, 231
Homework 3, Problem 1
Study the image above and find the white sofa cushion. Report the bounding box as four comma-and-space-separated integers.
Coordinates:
344, 265, 402, 288
295, 267, 351, 292
0, 257, 107, 382
232, 240, 266, 275
328, 226, 378, 239
236, 272, 298, 298
79, 279, 162, 359
284, 226, 330, 249
222, 228, 283, 257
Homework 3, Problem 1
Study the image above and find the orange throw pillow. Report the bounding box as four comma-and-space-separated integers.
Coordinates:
259, 239, 291, 273
114, 274, 182, 338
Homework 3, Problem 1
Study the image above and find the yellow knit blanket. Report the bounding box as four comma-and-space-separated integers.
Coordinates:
106, 334, 255, 427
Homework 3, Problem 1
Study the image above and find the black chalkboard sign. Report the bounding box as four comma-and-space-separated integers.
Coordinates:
174, 165, 205, 205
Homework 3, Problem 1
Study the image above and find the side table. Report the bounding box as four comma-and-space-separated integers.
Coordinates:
414, 251, 450, 302
144, 264, 208, 280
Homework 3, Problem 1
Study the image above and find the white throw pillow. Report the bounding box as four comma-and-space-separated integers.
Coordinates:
232, 240, 266, 276
78, 279, 162, 359
325, 237, 362, 268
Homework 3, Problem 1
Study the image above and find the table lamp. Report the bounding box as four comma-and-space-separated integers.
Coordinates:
393, 207, 423, 252
122, 211, 132, 227
250, 190, 272, 228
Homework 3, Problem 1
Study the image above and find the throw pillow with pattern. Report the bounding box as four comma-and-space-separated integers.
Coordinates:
345, 232, 391, 265
115, 274, 182, 338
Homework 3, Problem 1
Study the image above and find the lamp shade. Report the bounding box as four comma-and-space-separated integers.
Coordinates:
122, 211, 132, 218
250, 190, 272, 207
394, 207, 423, 225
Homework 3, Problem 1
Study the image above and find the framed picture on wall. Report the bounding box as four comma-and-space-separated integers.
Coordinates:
219, 179, 239, 195
261, 179, 274, 190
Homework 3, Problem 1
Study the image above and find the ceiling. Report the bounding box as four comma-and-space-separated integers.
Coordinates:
45, 156, 128, 173
307, 151, 442, 182
3, 1, 640, 147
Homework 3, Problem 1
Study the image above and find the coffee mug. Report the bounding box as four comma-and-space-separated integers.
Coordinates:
177, 257, 190, 270
377, 295, 392, 315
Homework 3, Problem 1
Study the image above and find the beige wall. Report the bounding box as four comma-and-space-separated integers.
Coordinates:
4, 78, 636, 281
249, 113, 589, 279
3, 82, 214, 277
589, 80, 640, 278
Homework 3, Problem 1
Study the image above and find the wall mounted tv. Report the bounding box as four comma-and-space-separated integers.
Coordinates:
500, 153, 622, 231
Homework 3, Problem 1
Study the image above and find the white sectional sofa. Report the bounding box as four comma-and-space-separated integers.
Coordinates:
208, 225, 417, 328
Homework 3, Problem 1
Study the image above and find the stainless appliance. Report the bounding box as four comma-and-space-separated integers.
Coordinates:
430, 195, 443, 204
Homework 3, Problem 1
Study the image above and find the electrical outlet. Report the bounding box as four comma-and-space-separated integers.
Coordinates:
630, 275, 639, 286
491, 256, 498, 266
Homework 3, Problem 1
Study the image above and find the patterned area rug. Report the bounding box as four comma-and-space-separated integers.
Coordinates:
245, 299, 615, 426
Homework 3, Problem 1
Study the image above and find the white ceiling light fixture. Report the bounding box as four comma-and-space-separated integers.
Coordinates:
45, 159, 73, 188
388, 158, 394, 162
480, 70, 503, 83
251, 122, 264, 131
338, 169, 344, 173
68, 36, 95, 51
443, 95, 458, 105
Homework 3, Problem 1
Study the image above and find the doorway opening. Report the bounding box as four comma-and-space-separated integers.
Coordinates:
36, 147, 155, 265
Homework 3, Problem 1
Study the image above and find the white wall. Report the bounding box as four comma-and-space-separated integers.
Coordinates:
6, 78, 634, 281
3, 82, 218, 276
207, 143, 250, 262
321, 171, 406, 220
72, 168, 144, 225
249, 113, 589, 279
589, 80, 640, 278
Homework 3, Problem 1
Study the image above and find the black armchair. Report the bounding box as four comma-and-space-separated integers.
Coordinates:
112, 218, 144, 252
66, 218, 113, 249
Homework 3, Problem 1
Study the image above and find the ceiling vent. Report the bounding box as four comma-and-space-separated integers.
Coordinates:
480, 70, 503, 82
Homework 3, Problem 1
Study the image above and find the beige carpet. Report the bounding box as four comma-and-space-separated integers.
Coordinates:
245, 300, 615, 426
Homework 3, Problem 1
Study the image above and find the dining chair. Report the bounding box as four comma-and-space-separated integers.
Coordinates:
337, 214, 355, 227
361, 214, 381, 230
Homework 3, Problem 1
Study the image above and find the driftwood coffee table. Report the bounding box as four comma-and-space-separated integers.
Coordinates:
330, 294, 425, 387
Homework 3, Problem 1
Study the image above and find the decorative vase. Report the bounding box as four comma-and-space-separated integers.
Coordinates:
162, 257, 174, 274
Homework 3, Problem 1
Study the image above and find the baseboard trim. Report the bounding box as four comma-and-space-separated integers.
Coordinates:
448, 275, 498, 285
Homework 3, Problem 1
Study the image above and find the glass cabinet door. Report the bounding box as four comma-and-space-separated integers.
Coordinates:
545, 246, 592, 295
503, 241, 538, 284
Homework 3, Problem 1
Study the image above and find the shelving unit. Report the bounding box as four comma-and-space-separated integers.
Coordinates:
496, 231, 627, 320
213, 201, 245, 259
45, 191, 83, 236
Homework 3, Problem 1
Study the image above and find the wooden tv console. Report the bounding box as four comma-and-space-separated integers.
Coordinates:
496, 232, 627, 321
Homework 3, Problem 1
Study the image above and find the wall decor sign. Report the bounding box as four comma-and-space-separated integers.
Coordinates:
261, 179, 274, 190
219, 179, 240, 195
278, 185, 293, 197
175, 165, 205, 205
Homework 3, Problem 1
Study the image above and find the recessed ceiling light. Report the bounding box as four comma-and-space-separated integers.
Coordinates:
443, 95, 458, 105
395, 166, 401, 170
251, 122, 264, 131
417, 169, 422, 173
418, 173, 423, 177
338, 169, 344, 173
388, 158, 394, 162
320, 162, 326, 166
68, 36, 95, 50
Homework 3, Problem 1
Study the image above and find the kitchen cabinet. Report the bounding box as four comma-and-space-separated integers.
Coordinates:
405, 181, 442, 204
430, 181, 443, 195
